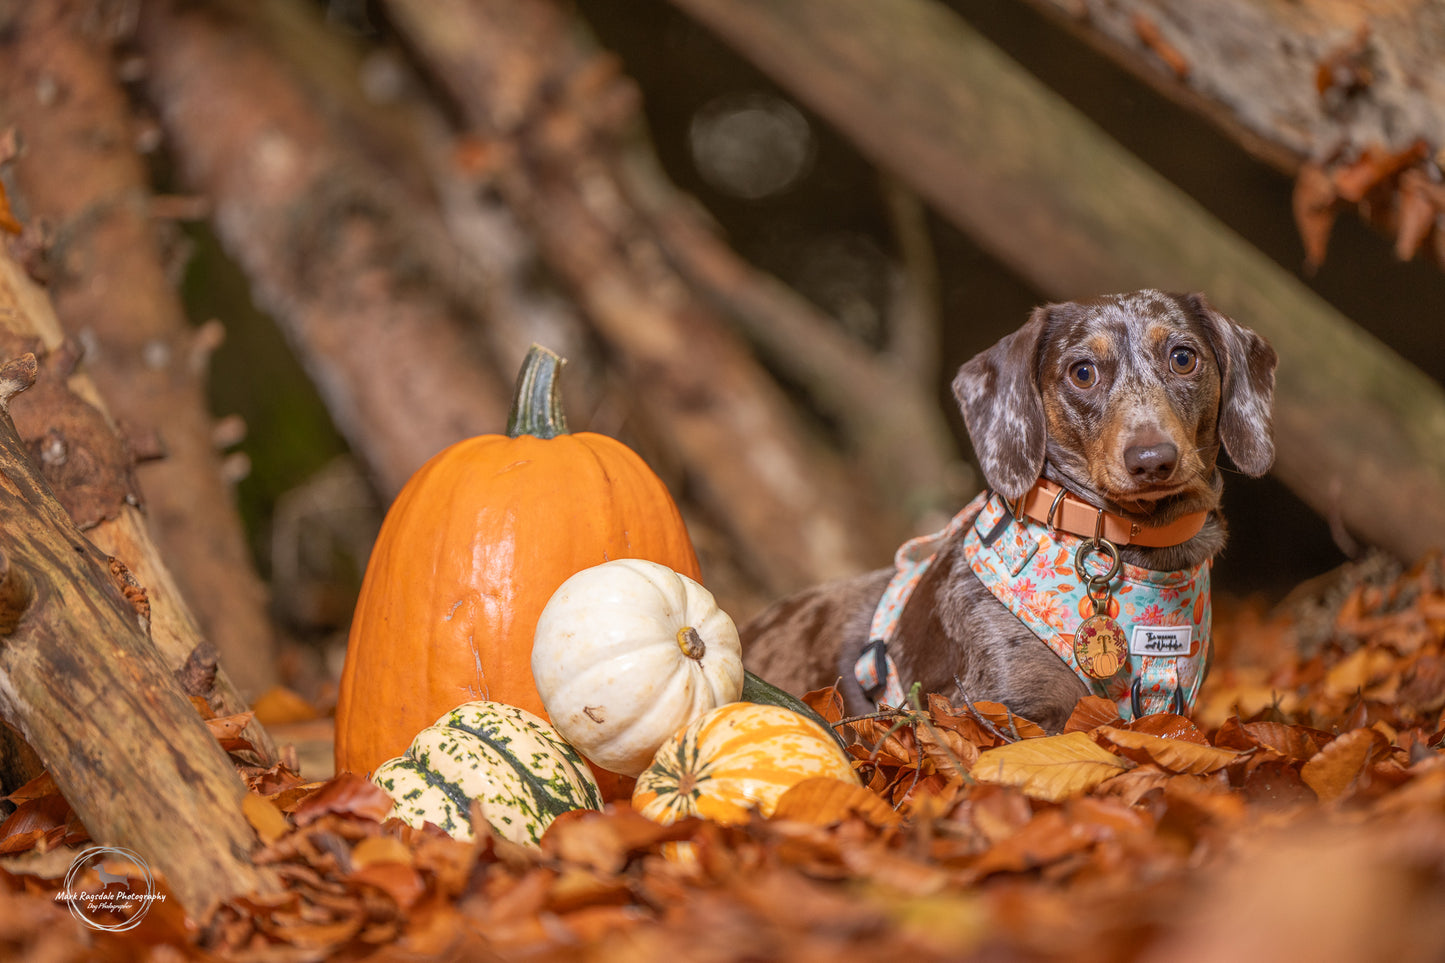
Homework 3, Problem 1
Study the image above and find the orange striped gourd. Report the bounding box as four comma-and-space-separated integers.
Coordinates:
631, 702, 857, 825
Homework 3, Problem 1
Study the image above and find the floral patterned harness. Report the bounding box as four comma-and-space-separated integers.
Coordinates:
854, 490, 1211, 720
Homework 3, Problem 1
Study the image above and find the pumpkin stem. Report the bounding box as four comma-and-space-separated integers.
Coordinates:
676, 626, 706, 661
507, 344, 570, 439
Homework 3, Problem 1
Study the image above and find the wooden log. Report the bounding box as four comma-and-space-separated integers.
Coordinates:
0, 252, 275, 762
1015, 0, 1445, 268
663, 0, 1445, 563
0, 352, 271, 914
0, 0, 279, 698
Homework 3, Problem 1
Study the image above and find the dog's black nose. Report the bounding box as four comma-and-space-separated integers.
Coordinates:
1124, 442, 1178, 482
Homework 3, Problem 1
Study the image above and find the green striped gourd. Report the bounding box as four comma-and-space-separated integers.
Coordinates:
373, 701, 602, 846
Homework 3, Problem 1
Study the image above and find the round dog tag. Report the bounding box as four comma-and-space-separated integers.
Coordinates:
1074, 614, 1127, 680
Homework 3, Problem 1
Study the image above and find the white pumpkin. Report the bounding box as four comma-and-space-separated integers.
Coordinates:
531, 558, 744, 777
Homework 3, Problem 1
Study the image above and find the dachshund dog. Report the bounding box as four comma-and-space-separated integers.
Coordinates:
742, 290, 1277, 731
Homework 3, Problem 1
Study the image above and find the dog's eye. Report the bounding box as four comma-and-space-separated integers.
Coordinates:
1170, 346, 1198, 375
1068, 361, 1097, 389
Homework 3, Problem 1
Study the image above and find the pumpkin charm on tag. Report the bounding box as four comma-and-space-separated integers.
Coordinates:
1072, 537, 1127, 680
1074, 613, 1128, 680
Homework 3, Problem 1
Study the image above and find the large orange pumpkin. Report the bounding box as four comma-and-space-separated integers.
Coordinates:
334, 345, 701, 780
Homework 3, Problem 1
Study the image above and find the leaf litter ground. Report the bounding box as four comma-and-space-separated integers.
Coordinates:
6, 555, 1445, 961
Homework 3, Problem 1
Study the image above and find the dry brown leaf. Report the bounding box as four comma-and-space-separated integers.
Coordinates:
1293, 162, 1339, 269
966, 701, 1046, 740
1331, 141, 1428, 203
1395, 170, 1440, 261
1063, 695, 1122, 732
966, 808, 1094, 878
352, 834, 412, 869
542, 809, 628, 875
243, 792, 290, 844
1, 772, 57, 805
1324, 646, 1398, 697
206, 711, 255, 742
251, 686, 322, 725
1301, 728, 1391, 802
1096, 726, 1240, 774
352, 860, 426, 910
803, 684, 845, 725
772, 777, 902, 827
1126, 712, 1208, 744
1215, 718, 1330, 761
971, 731, 1130, 802
0, 180, 21, 236
293, 772, 394, 825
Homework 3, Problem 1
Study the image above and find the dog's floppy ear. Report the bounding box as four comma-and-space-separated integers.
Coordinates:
953, 306, 1050, 501
1186, 292, 1278, 477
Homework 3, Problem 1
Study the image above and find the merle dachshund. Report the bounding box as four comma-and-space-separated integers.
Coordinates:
742, 290, 1277, 730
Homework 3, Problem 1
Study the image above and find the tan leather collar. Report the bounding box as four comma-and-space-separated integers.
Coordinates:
1008, 478, 1208, 548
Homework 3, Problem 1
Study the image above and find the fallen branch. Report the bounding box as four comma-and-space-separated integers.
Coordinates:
0, 353, 272, 914
0, 252, 274, 762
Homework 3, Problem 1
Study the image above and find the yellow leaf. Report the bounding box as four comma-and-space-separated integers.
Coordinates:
970, 732, 1130, 802
1096, 726, 1241, 774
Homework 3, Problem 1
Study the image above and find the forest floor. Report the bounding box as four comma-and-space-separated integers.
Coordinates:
3, 553, 1445, 962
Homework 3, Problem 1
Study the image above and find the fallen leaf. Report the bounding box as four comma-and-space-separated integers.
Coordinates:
971, 731, 1131, 802
352, 860, 425, 911
1324, 646, 1398, 697
963, 701, 1046, 741
803, 684, 845, 725
966, 808, 1094, 877
1215, 718, 1330, 761
2, 772, 57, 805
243, 792, 290, 844
1126, 712, 1209, 744
1062, 695, 1121, 732
1096, 726, 1240, 774
251, 686, 322, 725
293, 772, 393, 826
1301, 728, 1391, 802
772, 777, 902, 827
352, 834, 412, 869
206, 711, 256, 742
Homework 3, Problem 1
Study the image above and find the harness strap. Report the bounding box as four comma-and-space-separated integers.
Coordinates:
855, 490, 1211, 720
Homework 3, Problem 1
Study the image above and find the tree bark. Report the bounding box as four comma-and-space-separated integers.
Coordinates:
663, 0, 1445, 564
0, 252, 274, 762
1015, 0, 1445, 268
0, 0, 279, 698
0, 350, 271, 915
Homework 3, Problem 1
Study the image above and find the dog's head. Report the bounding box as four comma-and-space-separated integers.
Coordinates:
953, 290, 1277, 514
